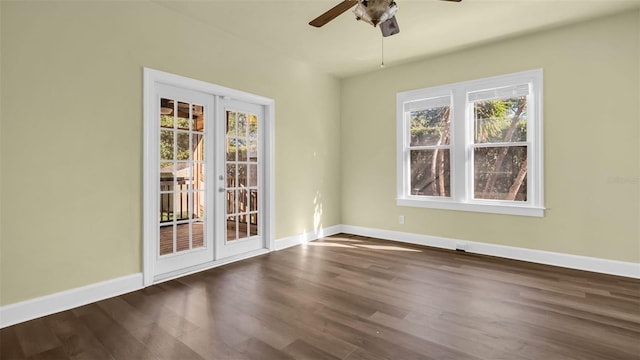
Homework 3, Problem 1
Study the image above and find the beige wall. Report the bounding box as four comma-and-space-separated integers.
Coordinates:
1, 1, 638, 308
0, 1, 342, 305
341, 10, 640, 263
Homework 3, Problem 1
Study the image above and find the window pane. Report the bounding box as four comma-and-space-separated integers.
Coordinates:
410, 106, 450, 146
474, 146, 527, 201
410, 149, 450, 197
473, 96, 527, 144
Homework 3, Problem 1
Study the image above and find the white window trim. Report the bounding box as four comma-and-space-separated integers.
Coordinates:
396, 69, 544, 217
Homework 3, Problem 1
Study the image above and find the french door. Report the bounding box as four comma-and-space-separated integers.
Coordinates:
216, 99, 265, 259
144, 69, 272, 284
154, 84, 214, 277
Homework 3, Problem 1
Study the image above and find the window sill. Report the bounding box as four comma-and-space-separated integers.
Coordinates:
397, 198, 545, 217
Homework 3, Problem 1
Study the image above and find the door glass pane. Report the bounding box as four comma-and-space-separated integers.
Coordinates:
193, 104, 204, 131
193, 191, 205, 220
226, 216, 237, 241
238, 113, 247, 136
159, 97, 206, 256
177, 101, 190, 130
159, 224, 174, 256
160, 131, 174, 160
238, 164, 247, 187
250, 190, 258, 212
160, 98, 174, 128
225, 109, 259, 243
250, 214, 258, 237
192, 221, 204, 249
238, 140, 247, 161
227, 164, 236, 188
249, 164, 257, 187
176, 132, 190, 160
193, 134, 204, 161
248, 114, 258, 160
175, 222, 190, 252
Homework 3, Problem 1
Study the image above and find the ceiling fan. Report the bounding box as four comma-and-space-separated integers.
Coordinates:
309, 0, 462, 37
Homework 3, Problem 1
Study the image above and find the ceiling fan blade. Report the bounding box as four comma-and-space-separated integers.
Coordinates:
380, 16, 400, 37
309, 0, 358, 28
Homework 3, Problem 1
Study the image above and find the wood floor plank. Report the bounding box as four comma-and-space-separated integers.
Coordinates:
13, 318, 63, 358
0, 326, 26, 359
2, 233, 639, 360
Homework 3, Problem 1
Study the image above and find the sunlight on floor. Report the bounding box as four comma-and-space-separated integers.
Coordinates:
305, 242, 355, 248
306, 238, 422, 252
354, 244, 421, 252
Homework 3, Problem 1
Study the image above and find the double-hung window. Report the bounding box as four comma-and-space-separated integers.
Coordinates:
396, 69, 544, 217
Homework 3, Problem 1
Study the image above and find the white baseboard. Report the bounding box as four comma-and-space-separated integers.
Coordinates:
275, 224, 343, 250
341, 225, 640, 279
3, 224, 637, 329
0, 225, 342, 328
0, 273, 143, 329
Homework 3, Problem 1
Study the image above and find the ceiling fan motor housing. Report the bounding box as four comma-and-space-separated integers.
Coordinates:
353, 0, 398, 27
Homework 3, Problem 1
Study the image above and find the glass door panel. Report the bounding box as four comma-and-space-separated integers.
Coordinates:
154, 84, 213, 277
217, 99, 265, 259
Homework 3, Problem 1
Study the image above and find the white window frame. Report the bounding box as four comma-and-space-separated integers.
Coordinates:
396, 69, 544, 217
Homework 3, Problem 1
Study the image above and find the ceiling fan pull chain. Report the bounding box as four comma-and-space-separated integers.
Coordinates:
381, 36, 385, 68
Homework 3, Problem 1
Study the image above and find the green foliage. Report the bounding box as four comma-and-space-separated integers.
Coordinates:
410, 106, 449, 145
160, 115, 191, 162
409, 97, 528, 200
474, 97, 527, 143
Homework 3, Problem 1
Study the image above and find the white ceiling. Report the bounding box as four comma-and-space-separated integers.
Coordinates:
156, 0, 640, 78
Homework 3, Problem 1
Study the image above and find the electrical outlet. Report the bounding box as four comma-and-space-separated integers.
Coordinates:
399, 215, 405, 225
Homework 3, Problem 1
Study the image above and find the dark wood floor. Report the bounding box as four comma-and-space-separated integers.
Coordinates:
2, 234, 639, 360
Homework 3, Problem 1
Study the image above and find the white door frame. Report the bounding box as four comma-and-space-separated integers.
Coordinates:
142, 68, 275, 286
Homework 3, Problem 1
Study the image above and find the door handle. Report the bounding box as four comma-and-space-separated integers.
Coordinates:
218, 187, 226, 193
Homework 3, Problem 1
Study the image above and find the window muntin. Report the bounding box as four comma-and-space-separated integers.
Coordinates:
397, 69, 543, 217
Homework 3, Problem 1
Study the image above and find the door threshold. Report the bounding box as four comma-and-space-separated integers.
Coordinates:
151, 248, 271, 285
